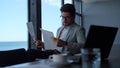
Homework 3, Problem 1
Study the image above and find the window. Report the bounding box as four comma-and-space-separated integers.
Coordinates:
0, 0, 27, 50
64, 0, 72, 4
42, 0, 61, 37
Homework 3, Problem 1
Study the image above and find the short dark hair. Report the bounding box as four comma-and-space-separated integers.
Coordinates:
60, 3, 76, 16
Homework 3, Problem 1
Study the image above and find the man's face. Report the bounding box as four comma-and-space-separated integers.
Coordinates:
61, 12, 75, 27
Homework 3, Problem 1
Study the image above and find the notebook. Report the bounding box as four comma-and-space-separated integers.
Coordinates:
83, 25, 118, 59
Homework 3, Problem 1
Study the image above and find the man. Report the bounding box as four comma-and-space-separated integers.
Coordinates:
35, 3, 85, 54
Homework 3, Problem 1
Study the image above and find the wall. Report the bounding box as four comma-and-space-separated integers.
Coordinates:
83, 0, 120, 45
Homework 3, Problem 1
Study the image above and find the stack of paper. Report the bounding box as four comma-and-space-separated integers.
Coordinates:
26, 22, 36, 40
40, 29, 60, 50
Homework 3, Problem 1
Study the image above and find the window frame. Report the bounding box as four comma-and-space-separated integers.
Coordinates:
28, 0, 41, 49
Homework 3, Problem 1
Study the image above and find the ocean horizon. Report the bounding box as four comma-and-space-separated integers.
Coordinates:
0, 41, 28, 51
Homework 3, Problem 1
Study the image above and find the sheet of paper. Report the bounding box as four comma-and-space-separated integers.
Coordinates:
40, 29, 59, 50
27, 22, 36, 41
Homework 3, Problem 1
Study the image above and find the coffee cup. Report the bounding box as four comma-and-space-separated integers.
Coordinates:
49, 54, 67, 64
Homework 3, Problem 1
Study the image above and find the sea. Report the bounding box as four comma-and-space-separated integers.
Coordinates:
0, 41, 28, 51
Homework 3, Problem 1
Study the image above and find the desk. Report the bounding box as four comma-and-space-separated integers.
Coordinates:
104, 44, 120, 68
5, 44, 120, 68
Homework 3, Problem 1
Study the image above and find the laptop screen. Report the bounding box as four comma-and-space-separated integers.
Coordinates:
84, 25, 118, 59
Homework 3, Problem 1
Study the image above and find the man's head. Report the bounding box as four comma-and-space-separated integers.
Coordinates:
60, 3, 76, 27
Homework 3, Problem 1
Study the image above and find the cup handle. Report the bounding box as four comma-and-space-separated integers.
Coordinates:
48, 55, 53, 62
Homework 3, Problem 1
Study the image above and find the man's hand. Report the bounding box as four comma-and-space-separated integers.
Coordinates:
34, 40, 44, 49
51, 37, 67, 47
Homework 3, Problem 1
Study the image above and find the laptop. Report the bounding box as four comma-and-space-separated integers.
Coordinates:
83, 25, 118, 60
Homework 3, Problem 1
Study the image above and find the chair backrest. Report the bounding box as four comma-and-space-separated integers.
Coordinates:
0, 48, 29, 67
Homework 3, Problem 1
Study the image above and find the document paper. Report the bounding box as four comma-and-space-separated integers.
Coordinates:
41, 29, 59, 50
27, 22, 36, 41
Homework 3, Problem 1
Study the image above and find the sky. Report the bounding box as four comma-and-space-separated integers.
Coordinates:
0, 0, 27, 41
0, 0, 63, 42
42, 0, 61, 36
